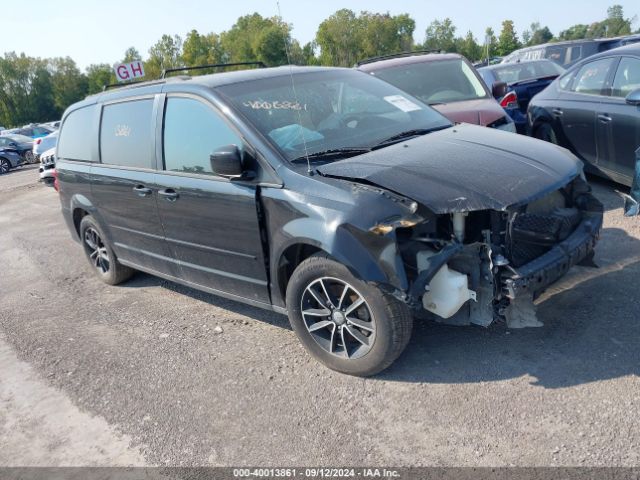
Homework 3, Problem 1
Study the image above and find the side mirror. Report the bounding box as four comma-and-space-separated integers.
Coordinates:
9, 142, 17, 148
210, 145, 244, 179
492, 81, 508, 99
625, 88, 640, 106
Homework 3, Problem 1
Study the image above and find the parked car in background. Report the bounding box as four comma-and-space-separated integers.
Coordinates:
43, 120, 60, 129
473, 57, 503, 68
528, 43, 640, 186
502, 34, 640, 68
38, 147, 56, 185
33, 130, 58, 162
478, 60, 565, 134
0, 147, 24, 174
357, 52, 516, 132
56, 65, 602, 376
0, 134, 35, 163
10, 124, 54, 139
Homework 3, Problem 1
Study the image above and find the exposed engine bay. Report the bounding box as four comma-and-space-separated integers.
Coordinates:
396, 176, 603, 328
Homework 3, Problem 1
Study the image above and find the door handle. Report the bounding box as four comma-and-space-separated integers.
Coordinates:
597, 113, 612, 123
552, 108, 563, 116
158, 188, 179, 201
133, 185, 152, 197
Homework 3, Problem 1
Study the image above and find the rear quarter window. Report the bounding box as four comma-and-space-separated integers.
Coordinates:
57, 105, 96, 161
100, 99, 154, 169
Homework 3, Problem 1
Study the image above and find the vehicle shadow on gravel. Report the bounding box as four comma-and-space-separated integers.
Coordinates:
380, 226, 640, 388
121, 273, 290, 329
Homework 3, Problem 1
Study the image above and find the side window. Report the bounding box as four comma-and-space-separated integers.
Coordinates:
57, 105, 95, 161
558, 71, 575, 90
612, 57, 640, 98
163, 97, 242, 176
572, 58, 615, 95
100, 99, 154, 168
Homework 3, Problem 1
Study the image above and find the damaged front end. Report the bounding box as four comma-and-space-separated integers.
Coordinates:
388, 176, 603, 328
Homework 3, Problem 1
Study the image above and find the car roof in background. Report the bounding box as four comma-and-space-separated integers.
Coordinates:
567, 42, 640, 71
357, 53, 464, 72
478, 59, 559, 71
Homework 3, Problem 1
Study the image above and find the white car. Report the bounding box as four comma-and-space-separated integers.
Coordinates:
33, 130, 58, 162
38, 147, 56, 185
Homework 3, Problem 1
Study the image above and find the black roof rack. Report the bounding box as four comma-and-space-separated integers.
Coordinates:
161, 61, 267, 79
356, 49, 445, 66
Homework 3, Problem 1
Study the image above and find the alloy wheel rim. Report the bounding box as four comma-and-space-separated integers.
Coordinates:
0, 160, 9, 174
300, 277, 376, 359
84, 227, 110, 274
26, 151, 34, 163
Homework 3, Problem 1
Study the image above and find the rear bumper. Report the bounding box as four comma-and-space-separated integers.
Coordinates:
502, 199, 603, 298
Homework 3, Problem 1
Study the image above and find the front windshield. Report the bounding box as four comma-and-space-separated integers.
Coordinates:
370, 59, 489, 105
218, 69, 451, 162
6, 134, 32, 143
491, 61, 565, 84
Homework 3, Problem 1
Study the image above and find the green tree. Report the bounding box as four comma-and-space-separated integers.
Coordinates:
86, 63, 115, 94
523, 22, 553, 45
496, 20, 521, 56
316, 9, 362, 66
0, 53, 55, 126
182, 29, 223, 67
122, 47, 142, 62
483, 27, 498, 59
146, 34, 183, 79
49, 57, 88, 115
558, 24, 589, 40
220, 13, 291, 66
602, 4, 632, 36
423, 18, 457, 52
456, 31, 482, 61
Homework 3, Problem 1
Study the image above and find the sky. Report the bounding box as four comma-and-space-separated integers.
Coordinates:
1, 0, 638, 69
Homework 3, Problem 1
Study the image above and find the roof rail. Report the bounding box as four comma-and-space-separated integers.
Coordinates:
161, 61, 267, 79
102, 78, 151, 91
356, 49, 444, 66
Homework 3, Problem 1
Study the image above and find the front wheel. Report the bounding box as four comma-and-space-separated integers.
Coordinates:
286, 254, 413, 376
0, 158, 10, 175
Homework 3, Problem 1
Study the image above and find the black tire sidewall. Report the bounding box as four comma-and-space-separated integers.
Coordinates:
286, 256, 407, 376
0, 159, 10, 174
79, 216, 121, 285
536, 123, 557, 144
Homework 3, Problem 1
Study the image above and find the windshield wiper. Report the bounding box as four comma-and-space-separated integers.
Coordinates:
374, 125, 450, 147
291, 147, 371, 163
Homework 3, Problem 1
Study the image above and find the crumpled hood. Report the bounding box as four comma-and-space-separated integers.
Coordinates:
317, 123, 580, 214
432, 98, 506, 126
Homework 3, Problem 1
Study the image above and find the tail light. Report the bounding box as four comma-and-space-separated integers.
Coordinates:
53, 170, 59, 192
35, 138, 42, 145
500, 91, 518, 108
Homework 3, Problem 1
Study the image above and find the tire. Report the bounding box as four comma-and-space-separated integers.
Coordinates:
534, 122, 558, 144
286, 254, 413, 377
79, 215, 134, 285
25, 151, 36, 164
0, 158, 10, 175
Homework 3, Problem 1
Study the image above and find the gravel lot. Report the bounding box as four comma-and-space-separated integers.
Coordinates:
0, 164, 639, 467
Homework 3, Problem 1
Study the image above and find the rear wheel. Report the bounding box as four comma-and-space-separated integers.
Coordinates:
286, 254, 413, 376
25, 151, 36, 164
0, 158, 10, 175
79, 215, 134, 285
535, 122, 558, 144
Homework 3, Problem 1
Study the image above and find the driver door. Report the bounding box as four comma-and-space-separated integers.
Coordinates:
154, 94, 270, 304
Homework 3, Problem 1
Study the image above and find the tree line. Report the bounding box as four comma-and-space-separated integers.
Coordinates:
0, 5, 636, 128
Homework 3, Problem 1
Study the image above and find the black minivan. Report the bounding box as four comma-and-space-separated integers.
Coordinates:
56, 65, 603, 376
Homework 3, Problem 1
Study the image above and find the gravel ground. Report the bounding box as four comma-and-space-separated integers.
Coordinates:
0, 165, 638, 467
